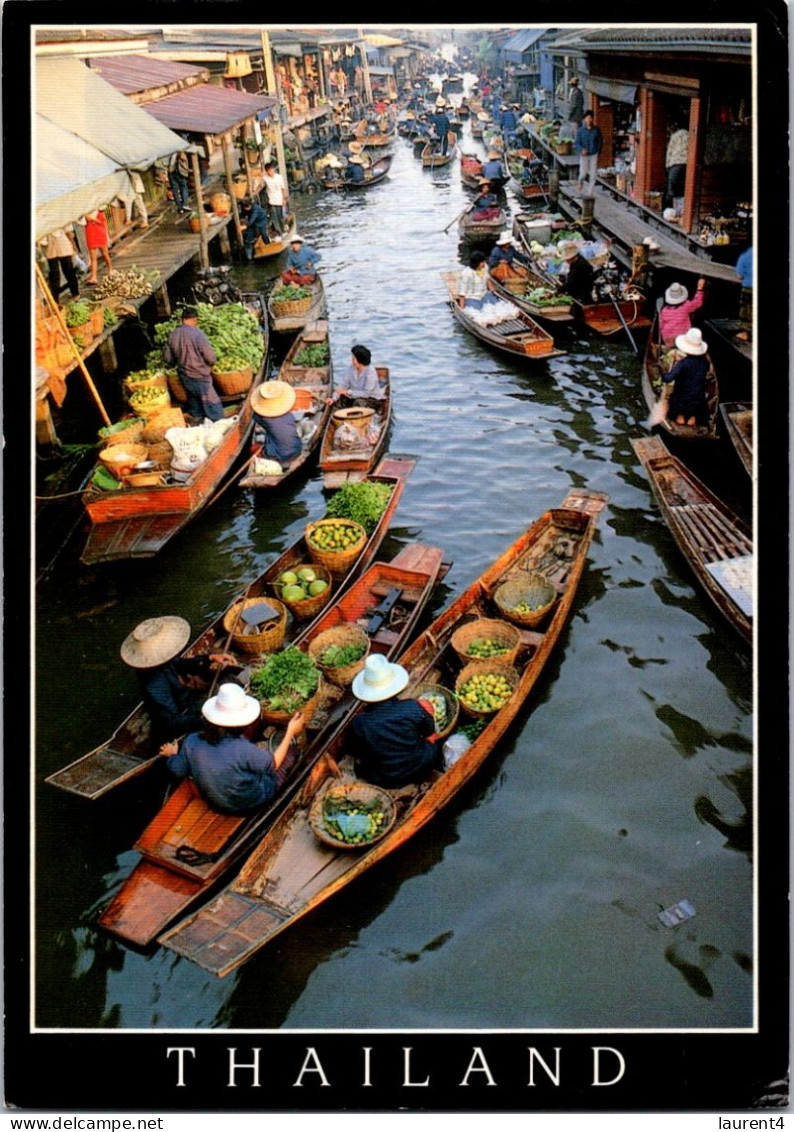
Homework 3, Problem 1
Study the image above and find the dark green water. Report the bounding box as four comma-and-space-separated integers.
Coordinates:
35, 124, 753, 1032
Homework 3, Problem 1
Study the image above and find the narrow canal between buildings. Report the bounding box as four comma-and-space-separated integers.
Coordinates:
35, 116, 754, 1032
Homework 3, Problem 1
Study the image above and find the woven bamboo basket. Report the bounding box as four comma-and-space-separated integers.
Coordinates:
308, 779, 397, 851
99, 418, 145, 448
223, 596, 288, 656
87, 303, 104, 337
167, 370, 188, 404
556, 139, 572, 155
259, 671, 324, 727
332, 406, 375, 438
127, 388, 171, 418
98, 444, 149, 477
307, 624, 370, 687
493, 572, 557, 628
455, 661, 519, 719
70, 322, 94, 349
403, 681, 459, 740
450, 618, 521, 667
146, 439, 175, 469
140, 407, 186, 445
271, 564, 333, 623
124, 373, 168, 393
212, 365, 254, 397
271, 290, 315, 317
305, 519, 367, 578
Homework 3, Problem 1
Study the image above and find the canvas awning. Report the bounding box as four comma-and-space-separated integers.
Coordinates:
586, 76, 638, 105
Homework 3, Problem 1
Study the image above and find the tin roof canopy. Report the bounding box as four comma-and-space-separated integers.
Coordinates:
141, 83, 276, 135
88, 54, 209, 95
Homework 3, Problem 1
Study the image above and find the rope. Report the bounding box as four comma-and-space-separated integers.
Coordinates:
35, 489, 86, 500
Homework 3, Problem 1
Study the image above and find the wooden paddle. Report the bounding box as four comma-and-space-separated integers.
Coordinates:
607, 290, 639, 355
443, 203, 474, 234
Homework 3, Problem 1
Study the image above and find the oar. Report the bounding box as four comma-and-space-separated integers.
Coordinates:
444, 203, 473, 234
607, 289, 638, 354
206, 579, 256, 698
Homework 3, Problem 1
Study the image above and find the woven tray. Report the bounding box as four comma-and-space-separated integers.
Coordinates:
307, 624, 370, 687
493, 572, 556, 628
450, 618, 521, 667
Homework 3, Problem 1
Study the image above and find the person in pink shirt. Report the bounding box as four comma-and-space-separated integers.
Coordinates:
659, 278, 706, 346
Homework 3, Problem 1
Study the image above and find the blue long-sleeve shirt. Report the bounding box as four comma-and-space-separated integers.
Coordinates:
500, 109, 518, 131
351, 699, 437, 788
285, 244, 321, 274
167, 732, 278, 814
574, 123, 603, 155
138, 656, 213, 741
735, 247, 753, 289
482, 159, 505, 180
164, 324, 216, 381
253, 410, 302, 464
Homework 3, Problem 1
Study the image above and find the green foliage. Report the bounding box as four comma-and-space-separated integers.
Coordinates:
64, 301, 93, 328
293, 342, 330, 367
249, 647, 319, 713
102, 306, 118, 328
154, 302, 265, 371
275, 284, 312, 301
320, 641, 367, 668
324, 481, 393, 535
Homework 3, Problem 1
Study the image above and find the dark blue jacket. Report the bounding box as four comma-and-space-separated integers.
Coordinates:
167, 732, 278, 814
138, 655, 213, 741
430, 112, 450, 138
500, 109, 518, 131
574, 124, 603, 155
351, 699, 438, 788
254, 410, 302, 464
667, 354, 709, 423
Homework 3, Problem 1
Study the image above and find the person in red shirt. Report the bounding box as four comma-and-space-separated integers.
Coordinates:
82, 210, 112, 285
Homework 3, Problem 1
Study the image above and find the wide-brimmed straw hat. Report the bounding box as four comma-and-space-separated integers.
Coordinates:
252, 381, 298, 418
351, 654, 409, 702
348, 140, 364, 153
202, 683, 260, 728
477, 176, 492, 186
487, 149, 501, 160
675, 327, 708, 356
664, 281, 689, 305
289, 233, 305, 243
120, 616, 191, 669
496, 231, 514, 246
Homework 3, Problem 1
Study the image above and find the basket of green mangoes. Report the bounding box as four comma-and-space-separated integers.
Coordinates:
271, 563, 333, 622
309, 779, 396, 850
305, 518, 367, 577
450, 617, 521, 666
455, 661, 518, 718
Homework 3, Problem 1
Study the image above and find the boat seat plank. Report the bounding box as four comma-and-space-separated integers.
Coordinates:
45, 749, 154, 797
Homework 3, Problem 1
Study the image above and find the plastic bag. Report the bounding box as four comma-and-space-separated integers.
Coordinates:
443, 733, 471, 770
333, 422, 364, 451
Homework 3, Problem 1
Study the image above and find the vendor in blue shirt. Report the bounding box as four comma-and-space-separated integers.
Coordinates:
251, 380, 303, 466
488, 230, 530, 273
240, 197, 269, 261
333, 344, 386, 404
429, 99, 451, 155
349, 655, 442, 789
120, 616, 237, 744
346, 155, 367, 183
481, 150, 506, 183
734, 245, 753, 333
281, 234, 322, 285
159, 683, 305, 815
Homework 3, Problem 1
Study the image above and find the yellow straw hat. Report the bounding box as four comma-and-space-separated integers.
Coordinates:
120, 616, 191, 669
252, 380, 298, 418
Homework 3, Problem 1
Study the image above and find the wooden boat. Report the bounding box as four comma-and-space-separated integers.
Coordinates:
510, 174, 550, 203
441, 271, 565, 362
159, 488, 609, 975
459, 206, 507, 245
320, 154, 393, 191
507, 150, 549, 201
719, 401, 753, 477
97, 542, 448, 948
239, 320, 334, 489
79, 321, 270, 567
457, 102, 471, 119
47, 455, 417, 800
642, 314, 719, 441
319, 368, 391, 489
360, 130, 395, 149
253, 215, 297, 259
471, 115, 488, 139
411, 130, 430, 154
421, 133, 458, 168
632, 435, 752, 642
575, 292, 652, 338
267, 275, 326, 336
460, 153, 508, 192
487, 262, 574, 323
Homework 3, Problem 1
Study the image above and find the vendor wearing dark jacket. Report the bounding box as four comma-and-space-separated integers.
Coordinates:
163, 306, 224, 423
159, 683, 305, 814
349, 655, 441, 788
665, 328, 711, 427
252, 380, 302, 466
564, 250, 595, 303
430, 99, 451, 155
121, 616, 236, 743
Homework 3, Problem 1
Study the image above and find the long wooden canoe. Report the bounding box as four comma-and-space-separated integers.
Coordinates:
319, 367, 391, 489
719, 401, 753, 477
253, 216, 297, 259
458, 207, 507, 245
642, 315, 719, 441
46, 455, 417, 799
97, 542, 448, 948
268, 276, 326, 336
442, 271, 565, 362
79, 317, 269, 566
487, 262, 575, 323
632, 435, 752, 642
159, 488, 608, 976
460, 153, 509, 192
320, 154, 393, 191
421, 134, 458, 167
239, 320, 333, 489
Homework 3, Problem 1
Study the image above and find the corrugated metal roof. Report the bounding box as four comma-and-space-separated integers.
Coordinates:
142, 83, 276, 135
550, 26, 751, 54
502, 28, 547, 55
89, 54, 208, 94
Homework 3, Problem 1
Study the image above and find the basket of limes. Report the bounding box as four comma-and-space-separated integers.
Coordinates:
450, 617, 521, 667
494, 572, 557, 628
455, 662, 518, 719
305, 518, 367, 577
309, 779, 396, 850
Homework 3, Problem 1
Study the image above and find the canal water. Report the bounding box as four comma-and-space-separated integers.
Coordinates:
34, 113, 754, 1033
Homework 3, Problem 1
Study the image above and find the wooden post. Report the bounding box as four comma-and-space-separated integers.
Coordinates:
681, 96, 702, 237
36, 395, 60, 448
221, 132, 244, 249
155, 283, 172, 319
358, 30, 373, 104
218, 225, 231, 256
260, 29, 289, 188
98, 335, 118, 374
242, 126, 255, 201
190, 150, 209, 268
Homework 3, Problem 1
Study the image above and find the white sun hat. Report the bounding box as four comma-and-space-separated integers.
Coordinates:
675, 327, 709, 356
351, 654, 409, 702
202, 683, 261, 727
